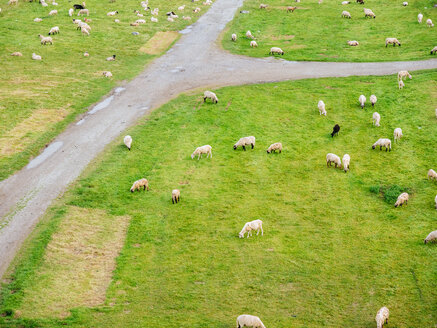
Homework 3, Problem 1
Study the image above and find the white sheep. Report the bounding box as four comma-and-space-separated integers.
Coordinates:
342, 154, 350, 172
151, 17, 158, 22
39, 34, 53, 45
231, 33, 237, 41
48, 9, 57, 15
69, 8, 74, 16
385, 37, 401, 47
236, 315, 266, 328
41, 1, 48, 6
203, 91, 218, 103
182, 16, 191, 20
370, 94, 377, 107
318, 100, 327, 116
34, 17, 43, 22
375, 307, 389, 328
398, 70, 412, 81
167, 17, 174, 22
395, 192, 409, 207
48, 26, 60, 35
266, 142, 282, 153
81, 26, 90, 35
78, 8, 89, 16
114, 18, 120, 23
364, 8, 375, 18
393, 128, 403, 142
233, 136, 255, 151
107, 11, 118, 16
359, 94, 366, 109
130, 178, 149, 192
32, 53, 42, 60
427, 18, 434, 27
191, 145, 212, 159
10, 52, 23, 56
8, 0, 17, 5
427, 169, 437, 181
326, 153, 342, 168
372, 138, 391, 151
84, 51, 89, 57
171, 189, 180, 204
151, 8, 159, 15
136, 19, 146, 24
238, 220, 263, 238
372, 112, 380, 127
269, 47, 284, 55
250, 40, 258, 47
398, 80, 405, 89
342, 1, 350, 4
102, 71, 112, 77
52, 1, 58, 5
418, 13, 423, 23
341, 10, 351, 18
402, 1, 408, 5
193, 7, 201, 13
246, 30, 254, 39
430, 46, 437, 55
178, 5, 185, 10
124, 135, 132, 150
259, 3, 268, 9
347, 40, 359, 46
424, 230, 437, 243
106, 54, 116, 61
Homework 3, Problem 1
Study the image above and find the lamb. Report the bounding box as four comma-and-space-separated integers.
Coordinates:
191, 145, 212, 159
171, 189, 181, 204
102, 71, 112, 77
359, 94, 366, 109
52, 2, 58, 5
430, 46, 437, 55
372, 112, 380, 127
342, 154, 350, 172
418, 13, 423, 23
48, 9, 58, 15
372, 138, 391, 151
83, 51, 89, 57
107, 11, 118, 16
318, 100, 327, 116
385, 38, 401, 47
370, 94, 377, 107
233, 136, 255, 151
106, 55, 116, 61
402, 1, 408, 5
114, 19, 120, 23
424, 230, 437, 243
394, 192, 409, 207
287, 6, 297, 12
331, 124, 340, 137
398, 80, 405, 89
203, 91, 218, 103
11, 52, 23, 56
342, 1, 350, 4
69, 8, 74, 16
48, 26, 60, 35
398, 70, 412, 81
231, 33, 237, 41
78, 8, 89, 16
375, 307, 389, 328
269, 47, 284, 55
34, 17, 43, 22
193, 7, 201, 13
178, 5, 185, 10
246, 30, 254, 39
151, 8, 159, 15
266, 142, 282, 153
393, 128, 403, 142
364, 8, 375, 18
136, 19, 146, 24
250, 40, 258, 47
426, 18, 434, 27
32, 53, 42, 60
167, 17, 174, 22
427, 169, 437, 181
259, 3, 268, 9
73, 2, 86, 10
341, 10, 351, 18
347, 40, 359, 46
39, 34, 53, 45
326, 153, 341, 168
238, 220, 263, 238
236, 315, 266, 328
151, 17, 158, 22
123, 135, 132, 150
130, 178, 149, 192
81, 26, 90, 35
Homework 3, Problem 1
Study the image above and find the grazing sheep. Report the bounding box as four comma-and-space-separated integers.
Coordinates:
231, 33, 237, 41
398, 80, 405, 89
151, 17, 158, 22
167, 17, 174, 22
130, 178, 149, 192
394, 192, 409, 207
398, 70, 412, 81
34, 17, 43, 22
234, 136, 255, 151
318, 100, 327, 116
356, 0, 364, 3
342, 154, 350, 172
370, 94, 377, 107
364, 8, 375, 18
151, 8, 159, 15
171, 189, 180, 204
372, 112, 380, 127
427, 18, 434, 27
326, 153, 342, 168
236, 315, 266, 328
193, 7, 201, 13
342, 1, 350, 4
341, 10, 351, 18
418, 13, 423, 23
102, 71, 112, 77
69, 8, 74, 16
250, 40, 258, 47
266, 142, 282, 153
259, 3, 268, 9
81, 26, 90, 35
49, 9, 58, 15
203, 91, 218, 103
32, 53, 42, 60
191, 145, 212, 159
430, 46, 437, 54
427, 169, 437, 181
78, 8, 89, 16
331, 124, 340, 137
73, 2, 86, 10
114, 18, 120, 23
269, 47, 284, 55
52, 1, 58, 5
238, 220, 263, 238
402, 1, 408, 5
372, 138, 391, 151
48, 26, 60, 35
393, 128, 403, 142
39, 34, 53, 45
136, 18, 146, 23
124, 135, 132, 150
106, 55, 116, 61
287, 6, 297, 12
347, 40, 359, 46
375, 307, 389, 328
178, 5, 185, 10
41, 0, 48, 7
11, 52, 23, 56
385, 37, 401, 47
359, 94, 366, 109
107, 11, 118, 16
424, 230, 437, 243
8, 0, 17, 5
246, 30, 254, 39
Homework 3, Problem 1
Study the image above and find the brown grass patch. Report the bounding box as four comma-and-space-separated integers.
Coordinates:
271, 34, 295, 41
18, 206, 130, 319
139, 31, 179, 55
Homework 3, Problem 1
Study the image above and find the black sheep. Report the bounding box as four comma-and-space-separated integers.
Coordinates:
331, 124, 340, 137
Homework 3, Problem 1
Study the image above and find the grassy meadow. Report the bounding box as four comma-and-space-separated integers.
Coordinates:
0, 71, 436, 327
222, 0, 437, 62
0, 0, 202, 180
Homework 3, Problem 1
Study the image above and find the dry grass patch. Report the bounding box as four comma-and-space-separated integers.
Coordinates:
17, 206, 130, 319
139, 31, 179, 55
271, 35, 295, 41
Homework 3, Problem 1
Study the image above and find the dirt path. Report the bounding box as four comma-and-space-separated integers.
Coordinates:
0, 0, 436, 278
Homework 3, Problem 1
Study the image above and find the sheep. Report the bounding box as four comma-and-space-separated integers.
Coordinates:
32, 53, 42, 60
424, 230, 437, 243
359, 95, 366, 109
342, 1, 350, 4
151, 8, 159, 15
402, 1, 408, 5
246, 30, 254, 39
331, 124, 340, 137
266, 142, 282, 153
203, 0, 212, 5
394, 192, 409, 207
234, 136, 255, 151
78, 8, 89, 16
318, 100, 327, 116
203, 91, 218, 103
151, 17, 158, 22
8, 0, 17, 5
259, 3, 268, 9
41, 1, 48, 6
370, 94, 377, 107
182, 16, 191, 20
427, 169, 437, 181
167, 17, 174, 22
372, 112, 380, 127
193, 7, 201, 13
398, 71, 412, 82
430, 46, 437, 55
269, 47, 284, 55
81, 26, 90, 35
49, 9, 58, 15
107, 11, 118, 16
287, 6, 297, 12
418, 13, 423, 23
105, 55, 116, 61
83, 51, 89, 57
347, 40, 359, 46
130, 22, 139, 26
342, 154, 350, 172
171, 189, 180, 204
398, 80, 405, 89
427, 18, 434, 27
341, 10, 351, 18
11, 52, 23, 56
393, 128, 403, 142
364, 8, 375, 18
375, 307, 389, 328
48, 26, 60, 35
385, 38, 401, 47
231, 33, 237, 41
356, 0, 364, 3
372, 138, 391, 151
236, 315, 266, 328
39, 34, 53, 45
52, 1, 58, 5
72, 18, 81, 24
130, 178, 149, 192
73, 2, 86, 10
114, 18, 120, 23
326, 153, 341, 168
250, 40, 258, 47
137, 13, 144, 17
178, 5, 185, 10
191, 145, 212, 159
102, 71, 112, 77
123, 135, 132, 150
136, 19, 146, 24
34, 17, 43, 22
69, 8, 74, 16
238, 220, 263, 238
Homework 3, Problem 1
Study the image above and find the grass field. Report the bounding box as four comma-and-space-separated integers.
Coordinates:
1, 70, 436, 327
222, 0, 437, 62
0, 0, 202, 181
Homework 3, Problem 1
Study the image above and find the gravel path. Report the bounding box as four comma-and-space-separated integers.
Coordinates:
1, 0, 436, 278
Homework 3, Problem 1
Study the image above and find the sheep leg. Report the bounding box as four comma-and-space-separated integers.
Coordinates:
172, 198, 175, 204
242, 145, 246, 151
251, 143, 254, 149
380, 146, 382, 150
203, 97, 207, 102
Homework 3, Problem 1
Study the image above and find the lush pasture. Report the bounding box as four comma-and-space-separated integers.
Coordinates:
1, 71, 436, 328
0, 0, 200, 180
222, 0, 437, 62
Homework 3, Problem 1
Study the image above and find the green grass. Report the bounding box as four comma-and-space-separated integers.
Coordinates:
0, 0, 202, 181
222, 0, 437, 62
1, 71, 437, 327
